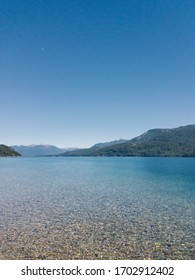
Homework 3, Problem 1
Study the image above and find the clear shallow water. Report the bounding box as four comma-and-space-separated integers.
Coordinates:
0, 157, 194, 259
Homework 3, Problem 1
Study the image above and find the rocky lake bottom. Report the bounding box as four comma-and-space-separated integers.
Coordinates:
0, 157, 194, 259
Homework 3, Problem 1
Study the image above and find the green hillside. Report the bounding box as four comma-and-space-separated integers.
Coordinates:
61, 125, 195, 157
0, 145, 21, 157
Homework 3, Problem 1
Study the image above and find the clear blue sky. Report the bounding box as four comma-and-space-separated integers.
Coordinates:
1, 0, 194, 147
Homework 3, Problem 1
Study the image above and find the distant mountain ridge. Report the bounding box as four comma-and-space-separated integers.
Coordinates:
60, 125, 195, 157
93, 139, 128, 148
0, 145, 21, 157
12, 145, 77, 157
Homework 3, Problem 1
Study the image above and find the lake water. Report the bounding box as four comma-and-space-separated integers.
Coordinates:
0, 157, 194, 259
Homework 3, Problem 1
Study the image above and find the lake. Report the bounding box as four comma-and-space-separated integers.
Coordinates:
0, 157, 194, 259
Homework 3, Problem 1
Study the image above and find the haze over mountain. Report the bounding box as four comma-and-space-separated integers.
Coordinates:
60, 125, 195, 157
0, 145, 21, 157
12, 145, 77, 157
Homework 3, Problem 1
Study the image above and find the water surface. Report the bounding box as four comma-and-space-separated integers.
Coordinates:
0, 157, 194, 259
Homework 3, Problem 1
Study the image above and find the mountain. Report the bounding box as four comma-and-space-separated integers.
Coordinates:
0, 145, 21, 157
92, 139, 129, 148
11, 145, 77, 157
59, 140, 130, 156
60, 125, 195, 157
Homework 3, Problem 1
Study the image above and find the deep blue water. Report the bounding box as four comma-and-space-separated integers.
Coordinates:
0, 157, 194, 259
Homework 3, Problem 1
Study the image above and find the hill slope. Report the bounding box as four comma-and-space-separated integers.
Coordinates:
61, 125, 195, 157
93, 139, 129, 148
0, 145, 21, 157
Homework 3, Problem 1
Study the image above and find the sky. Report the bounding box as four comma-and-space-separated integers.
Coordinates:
1, 0, 194, 148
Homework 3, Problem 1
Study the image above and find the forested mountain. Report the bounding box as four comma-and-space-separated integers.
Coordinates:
93, 139, 128, 148
61, 125, 195, 157
0, 145, 21, 157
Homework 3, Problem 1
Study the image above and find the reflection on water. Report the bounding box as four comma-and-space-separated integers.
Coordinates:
0, 157, 194, 259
